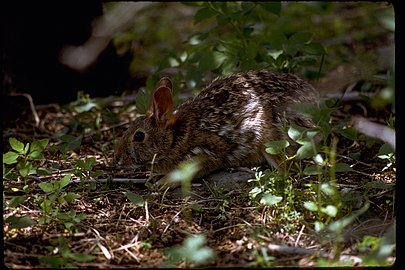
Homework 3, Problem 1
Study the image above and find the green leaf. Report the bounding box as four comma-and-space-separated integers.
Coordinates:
303, 165, 323, 175
8, 195, 27, 208
38, 182, 54, 193
6, 215, 36, 228
320, 183, 336, 196
328, 201, 369, 233
260, 194, 283, 206
288, 32, 312, 45
68, 252, 95, 262
334, 163, 353, 173
296, 142, 317, 159
17, 161, 36, 177
303, 42, 326, 55
321, 205, 338, 217
64, 192, 80, 203
9, 138, 25, 154
59, 135, 83, 153
125, 191, 145, 206
59, 175, 72, 189
303, 201, 318, 211
378, 143, 395, 156
30, 139, 49, 154
339, 127, 358, 140
265, 140, 289, 155
3, 151, 19, 164
135, 90, 150, 114
74, 101, 98, 113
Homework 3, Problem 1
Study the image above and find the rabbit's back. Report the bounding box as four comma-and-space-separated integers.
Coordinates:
171, 70, 317, 171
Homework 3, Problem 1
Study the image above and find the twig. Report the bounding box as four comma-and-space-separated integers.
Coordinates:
9, 92, 40, 127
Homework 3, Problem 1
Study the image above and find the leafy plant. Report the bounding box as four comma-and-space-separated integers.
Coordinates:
3, 137, 50, 186
40, 236, 95, 268
165, 234, 215, 267
36, 174, 83, 230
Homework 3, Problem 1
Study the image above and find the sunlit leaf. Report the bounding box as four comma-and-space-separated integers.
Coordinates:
3, 151, 19, 164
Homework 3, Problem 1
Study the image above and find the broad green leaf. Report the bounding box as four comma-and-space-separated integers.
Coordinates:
288, 32, 312, 46
303, 201, 318, 211
59, 175, 72, 189
303, 42, 326, 55
320, 183, 336, 196
6, 215, 36, 228
296, 142, 316, 159
339, 127, 358, 140
17, 161, 36, 177
3, 151, 19, 164
38, 182, 54, 193
59, 135, 83, 153
9, 138, 25, 154
378, 143, 395, 156
321, 205, 338, 217
29, 151, 44, 160
37, 167, 52, 176
8, 195, 27, 208
334, 163, 353, 173
265, 140, 289, 155
314, 221, 324, 232
64, 192, 80, 203
30, 139, 49, 154
303, 165, 323, 175
260, 194, 283, 206
125, 191, 145, 206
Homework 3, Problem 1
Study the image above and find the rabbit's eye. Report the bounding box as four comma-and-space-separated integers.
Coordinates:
133, 131, 145, 142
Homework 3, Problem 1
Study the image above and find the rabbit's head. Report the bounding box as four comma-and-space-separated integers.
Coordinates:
113, 77, 177, 172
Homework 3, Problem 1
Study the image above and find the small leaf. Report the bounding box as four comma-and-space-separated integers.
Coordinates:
8, 195, 27, 208
59, 135, 83, 153
9, 138, 25, 154
339, 127, 358, 140
265, 140, 289, 155
125, 191, 145, 206
3, 151, 19, 164
303, 165, 323, 175
74, 101, 98, 113
296, 142, 316, 159
30, 139, 49, 154
321, 205, 338, 217
59, 175, 72, 189
303, 201, 318, 211
334, 163, 353, 173
6, 215, 36, 228
38, 182, 54, 193
260, 194, 283, 206
64, 192, 81, 203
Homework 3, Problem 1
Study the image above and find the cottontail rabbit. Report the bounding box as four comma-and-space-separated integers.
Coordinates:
114, 70, 317, 179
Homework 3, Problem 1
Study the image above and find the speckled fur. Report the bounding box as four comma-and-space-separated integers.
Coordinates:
114, 70, 317, 176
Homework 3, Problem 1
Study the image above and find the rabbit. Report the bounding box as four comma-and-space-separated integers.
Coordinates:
113, 70, 317, 181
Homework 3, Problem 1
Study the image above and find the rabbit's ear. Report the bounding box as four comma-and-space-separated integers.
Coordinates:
147, 78, 175, 127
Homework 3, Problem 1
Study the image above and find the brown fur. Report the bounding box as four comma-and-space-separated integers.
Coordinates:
113, 70, 317, 177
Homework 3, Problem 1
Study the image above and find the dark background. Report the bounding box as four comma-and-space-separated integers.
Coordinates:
2, 3, 135, 120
